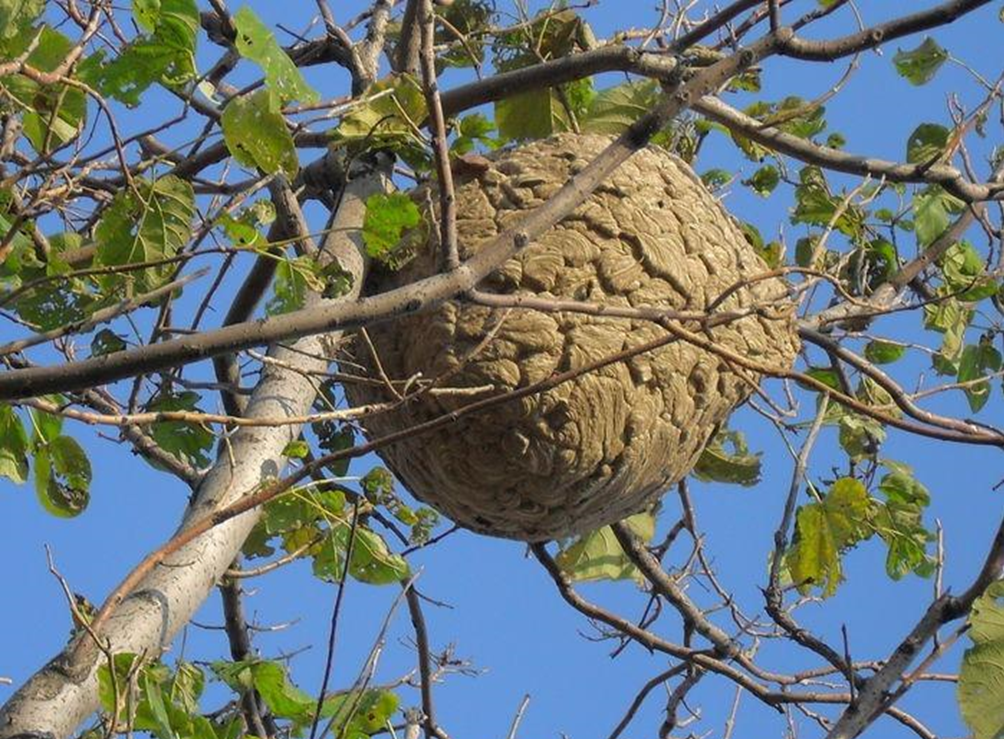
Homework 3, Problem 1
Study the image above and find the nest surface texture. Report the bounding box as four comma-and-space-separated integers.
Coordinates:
346, 134, 799, 542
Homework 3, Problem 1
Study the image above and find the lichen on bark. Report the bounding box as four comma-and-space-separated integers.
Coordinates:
345, 134, 799, 541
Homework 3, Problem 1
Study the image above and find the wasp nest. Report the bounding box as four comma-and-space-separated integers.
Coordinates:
345, 134, 798, 541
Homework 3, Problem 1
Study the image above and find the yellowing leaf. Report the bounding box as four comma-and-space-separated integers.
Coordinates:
785, 478, 871, 597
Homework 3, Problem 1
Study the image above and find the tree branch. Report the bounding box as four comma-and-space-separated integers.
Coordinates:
0, 32, 779, 401
0, 164, 393, 738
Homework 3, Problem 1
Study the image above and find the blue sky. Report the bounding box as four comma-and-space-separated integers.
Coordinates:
2, 2, 1003, 737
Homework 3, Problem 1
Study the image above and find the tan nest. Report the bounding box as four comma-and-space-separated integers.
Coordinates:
345, 134, 799, 541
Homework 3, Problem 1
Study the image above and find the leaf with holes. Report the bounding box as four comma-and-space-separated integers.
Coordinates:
906, 123, 950, 164
221, 88, 299, 178
893, 37, 948, 86
34, 435, 91, 518
232, 6, 318, 105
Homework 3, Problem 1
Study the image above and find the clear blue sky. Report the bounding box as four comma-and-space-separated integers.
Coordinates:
2, 2, 1003, 737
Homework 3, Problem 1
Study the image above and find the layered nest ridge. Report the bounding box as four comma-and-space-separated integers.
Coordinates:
344, 133, 799, 541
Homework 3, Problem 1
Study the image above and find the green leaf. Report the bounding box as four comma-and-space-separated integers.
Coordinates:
98, 653, 143, 714
142, 672, 175, 739
0, 0, 43, 42
265, 257, 310, 315
322, 689, 400, 733
133, 0, 161, 31
29, 405, 62, 442
232, 6, 318, 105
791, 167, 863, 238
437, 0, 493, 68
555, 512, 656, 583
91, 328, 127, 357
249, 661, 314, 719
958, 340, 1002, 412
959, 581, 1004, 739
874, 462, 935, 580
744, 165, 780, 197
495, 87, 574, 141
78, 0, 198, 106
341, 525, 410, 585
0, 404, 29, 483
701, 169, 731, 190
14, 278, 97, 332
912, 185, 964, 248
281, 440, 310, 458
795, 235, 821, 269
906, 123, 950, 165
94, 175, 196, 293
893, 37, 948, 86
580, 80, 660, 135
221, 88, 299, 178
786, 478, 872, 597
924, 295, 972, 375
864, 340, 906, 365
333, 74, 427, 155
215, 200, 275, 248
362, 192, 422, 260
800, 366, 841, 392
170, 661, 205, 713
34, 434, 91, 517
147, 391, 214, 469
2, 26, 87, 153
492, 7, 589, 76
451, 112, 500, 154
692, 429, 762, 486
939, 241, 998, 301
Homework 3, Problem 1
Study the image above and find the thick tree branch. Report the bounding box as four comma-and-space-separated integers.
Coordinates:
780, 0, 993, 61
0, 32, 779, 401
694, 96, 1004, 202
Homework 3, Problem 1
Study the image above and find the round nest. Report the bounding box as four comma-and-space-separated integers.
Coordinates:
345, 134, 799, 541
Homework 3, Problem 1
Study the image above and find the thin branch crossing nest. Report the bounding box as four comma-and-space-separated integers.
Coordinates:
346, 134, 799, 542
